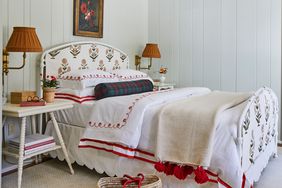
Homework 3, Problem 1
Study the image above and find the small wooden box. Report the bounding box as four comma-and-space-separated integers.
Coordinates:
10, 91, 36, 104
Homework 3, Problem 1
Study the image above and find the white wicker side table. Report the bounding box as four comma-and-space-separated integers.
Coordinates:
2, 100, 74, 188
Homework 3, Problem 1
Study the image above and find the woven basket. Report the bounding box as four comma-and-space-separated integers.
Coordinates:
97, 174, 162, 188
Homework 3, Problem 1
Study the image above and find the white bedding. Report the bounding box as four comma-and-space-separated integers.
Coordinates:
46, 87, 256, 187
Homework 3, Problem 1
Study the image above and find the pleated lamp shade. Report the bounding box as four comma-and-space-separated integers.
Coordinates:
142, 43, 161, 58
6, 27, 43, 52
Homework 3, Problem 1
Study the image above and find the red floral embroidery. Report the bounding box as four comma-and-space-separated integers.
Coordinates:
59, 74, 114, 81
88, 89, 172, 129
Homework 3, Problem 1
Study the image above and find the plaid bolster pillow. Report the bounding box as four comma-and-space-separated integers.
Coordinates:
95, 79, 153, 100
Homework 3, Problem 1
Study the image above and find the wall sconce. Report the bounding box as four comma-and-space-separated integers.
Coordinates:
3, 27, 43, 75
135, 43, 161, 70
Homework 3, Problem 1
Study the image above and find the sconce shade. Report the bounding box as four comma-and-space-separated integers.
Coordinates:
6, 27, 43, 52
142, 43, 161, 58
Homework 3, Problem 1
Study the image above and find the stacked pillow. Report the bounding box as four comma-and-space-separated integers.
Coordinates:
56, 68, 154, 102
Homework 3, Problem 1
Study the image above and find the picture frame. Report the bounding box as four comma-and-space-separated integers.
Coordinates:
73, 0, 104, 38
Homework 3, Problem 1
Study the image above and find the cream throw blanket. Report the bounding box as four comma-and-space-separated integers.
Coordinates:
156, 91, 252, 167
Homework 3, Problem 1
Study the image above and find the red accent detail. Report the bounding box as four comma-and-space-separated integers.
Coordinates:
78, 145, 156, 164
79, 138, 154, 157
164, 162, 176, 176
54, 96, 94, 103
79, 143, 232, 188
194, 166, 209, 184
55, 92, 95, 100
24, 140, 55, 150
242, 174, 246, 188
154, 162, 165, 172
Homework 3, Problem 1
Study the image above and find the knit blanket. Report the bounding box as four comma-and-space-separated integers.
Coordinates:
155, 91, 252, 167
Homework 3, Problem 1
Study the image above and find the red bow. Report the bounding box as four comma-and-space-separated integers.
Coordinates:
122, 173, 145, 188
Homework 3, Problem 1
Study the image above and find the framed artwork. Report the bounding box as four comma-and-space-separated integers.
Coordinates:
73, 0, 104, 38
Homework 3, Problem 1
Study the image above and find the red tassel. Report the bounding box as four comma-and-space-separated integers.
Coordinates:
164, 162, 176, 176
194, 166, 209, 184
174, 165, 186, 180
182, 165, 194, 176
173, 165, 194, 180
154, 162, 165, 172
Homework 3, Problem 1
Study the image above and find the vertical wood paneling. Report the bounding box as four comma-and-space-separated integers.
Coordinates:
179, 0, 192, 87
256, 0, 271, 88
7, 0, 25, 94
30, 0, 52, 91
149, 0, 281, 137
203, 0, 221, 90
2, 0, 9, 96
148, 0, 160, 76
270, 0, 281, 138
236, 0, 256, 91
191, 0, 204, 86
159, 0, 172, 82
51, 0, 64, 45
23, 0, 31, 90
170, 1, 180, 85
221, 0, 236, 91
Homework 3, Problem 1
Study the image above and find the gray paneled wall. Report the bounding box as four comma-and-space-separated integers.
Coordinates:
148, 0, 281, 137
2, 0, 149, 97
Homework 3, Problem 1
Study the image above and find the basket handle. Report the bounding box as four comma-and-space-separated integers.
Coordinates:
122, 173, 145, 188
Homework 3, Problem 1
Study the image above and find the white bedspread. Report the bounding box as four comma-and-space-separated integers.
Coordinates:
80, 87, 211, 148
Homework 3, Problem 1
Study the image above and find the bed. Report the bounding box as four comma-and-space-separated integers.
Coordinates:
40, 41, 279, 188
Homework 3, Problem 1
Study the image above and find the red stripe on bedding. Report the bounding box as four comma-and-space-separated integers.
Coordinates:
55, 96, 94, 103
80, 138, 155, 157
78, 145, 156, 164
55, 92, 95, 99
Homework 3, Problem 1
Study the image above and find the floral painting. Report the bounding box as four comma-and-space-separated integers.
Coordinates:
74, 0, 104, 38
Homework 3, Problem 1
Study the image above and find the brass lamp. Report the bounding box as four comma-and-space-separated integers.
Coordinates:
3, 27, 43, 75
135, 43, 161, 70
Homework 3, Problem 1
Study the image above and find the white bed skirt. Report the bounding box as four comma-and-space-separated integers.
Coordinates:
45, 122, 235, 188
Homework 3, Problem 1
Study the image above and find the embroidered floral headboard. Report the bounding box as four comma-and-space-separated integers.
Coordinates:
40, 41, 129, 79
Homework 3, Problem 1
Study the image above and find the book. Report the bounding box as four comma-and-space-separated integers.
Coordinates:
20, 101, 46, 107
8, 142, 56, 156
9, 134, 54, 147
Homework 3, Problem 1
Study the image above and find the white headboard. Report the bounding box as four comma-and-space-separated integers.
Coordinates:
40, 41, 129, 79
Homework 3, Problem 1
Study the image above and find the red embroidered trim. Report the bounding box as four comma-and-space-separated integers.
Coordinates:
59, 74, 115, 81
116, 74, 148, 81
88, 90, 171, 129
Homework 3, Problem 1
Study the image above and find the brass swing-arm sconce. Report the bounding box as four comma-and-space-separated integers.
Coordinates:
135, 43, 161, 70
3, 27, 43, 75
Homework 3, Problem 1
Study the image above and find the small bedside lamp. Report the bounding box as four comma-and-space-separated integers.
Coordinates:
135, 43, 161, 70
3, 27, 43, 75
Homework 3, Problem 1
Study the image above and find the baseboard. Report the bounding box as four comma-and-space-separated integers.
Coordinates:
278, 140, 282, 147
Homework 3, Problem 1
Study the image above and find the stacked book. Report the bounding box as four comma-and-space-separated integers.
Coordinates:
8, 134, 55, 156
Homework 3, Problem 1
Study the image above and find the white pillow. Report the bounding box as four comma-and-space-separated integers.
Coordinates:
109, 69, 153, 82
58, 69, 118, 90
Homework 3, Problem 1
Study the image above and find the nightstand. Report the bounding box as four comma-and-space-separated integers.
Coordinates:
154, 82, 175, 91
2, 100, 74, 188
